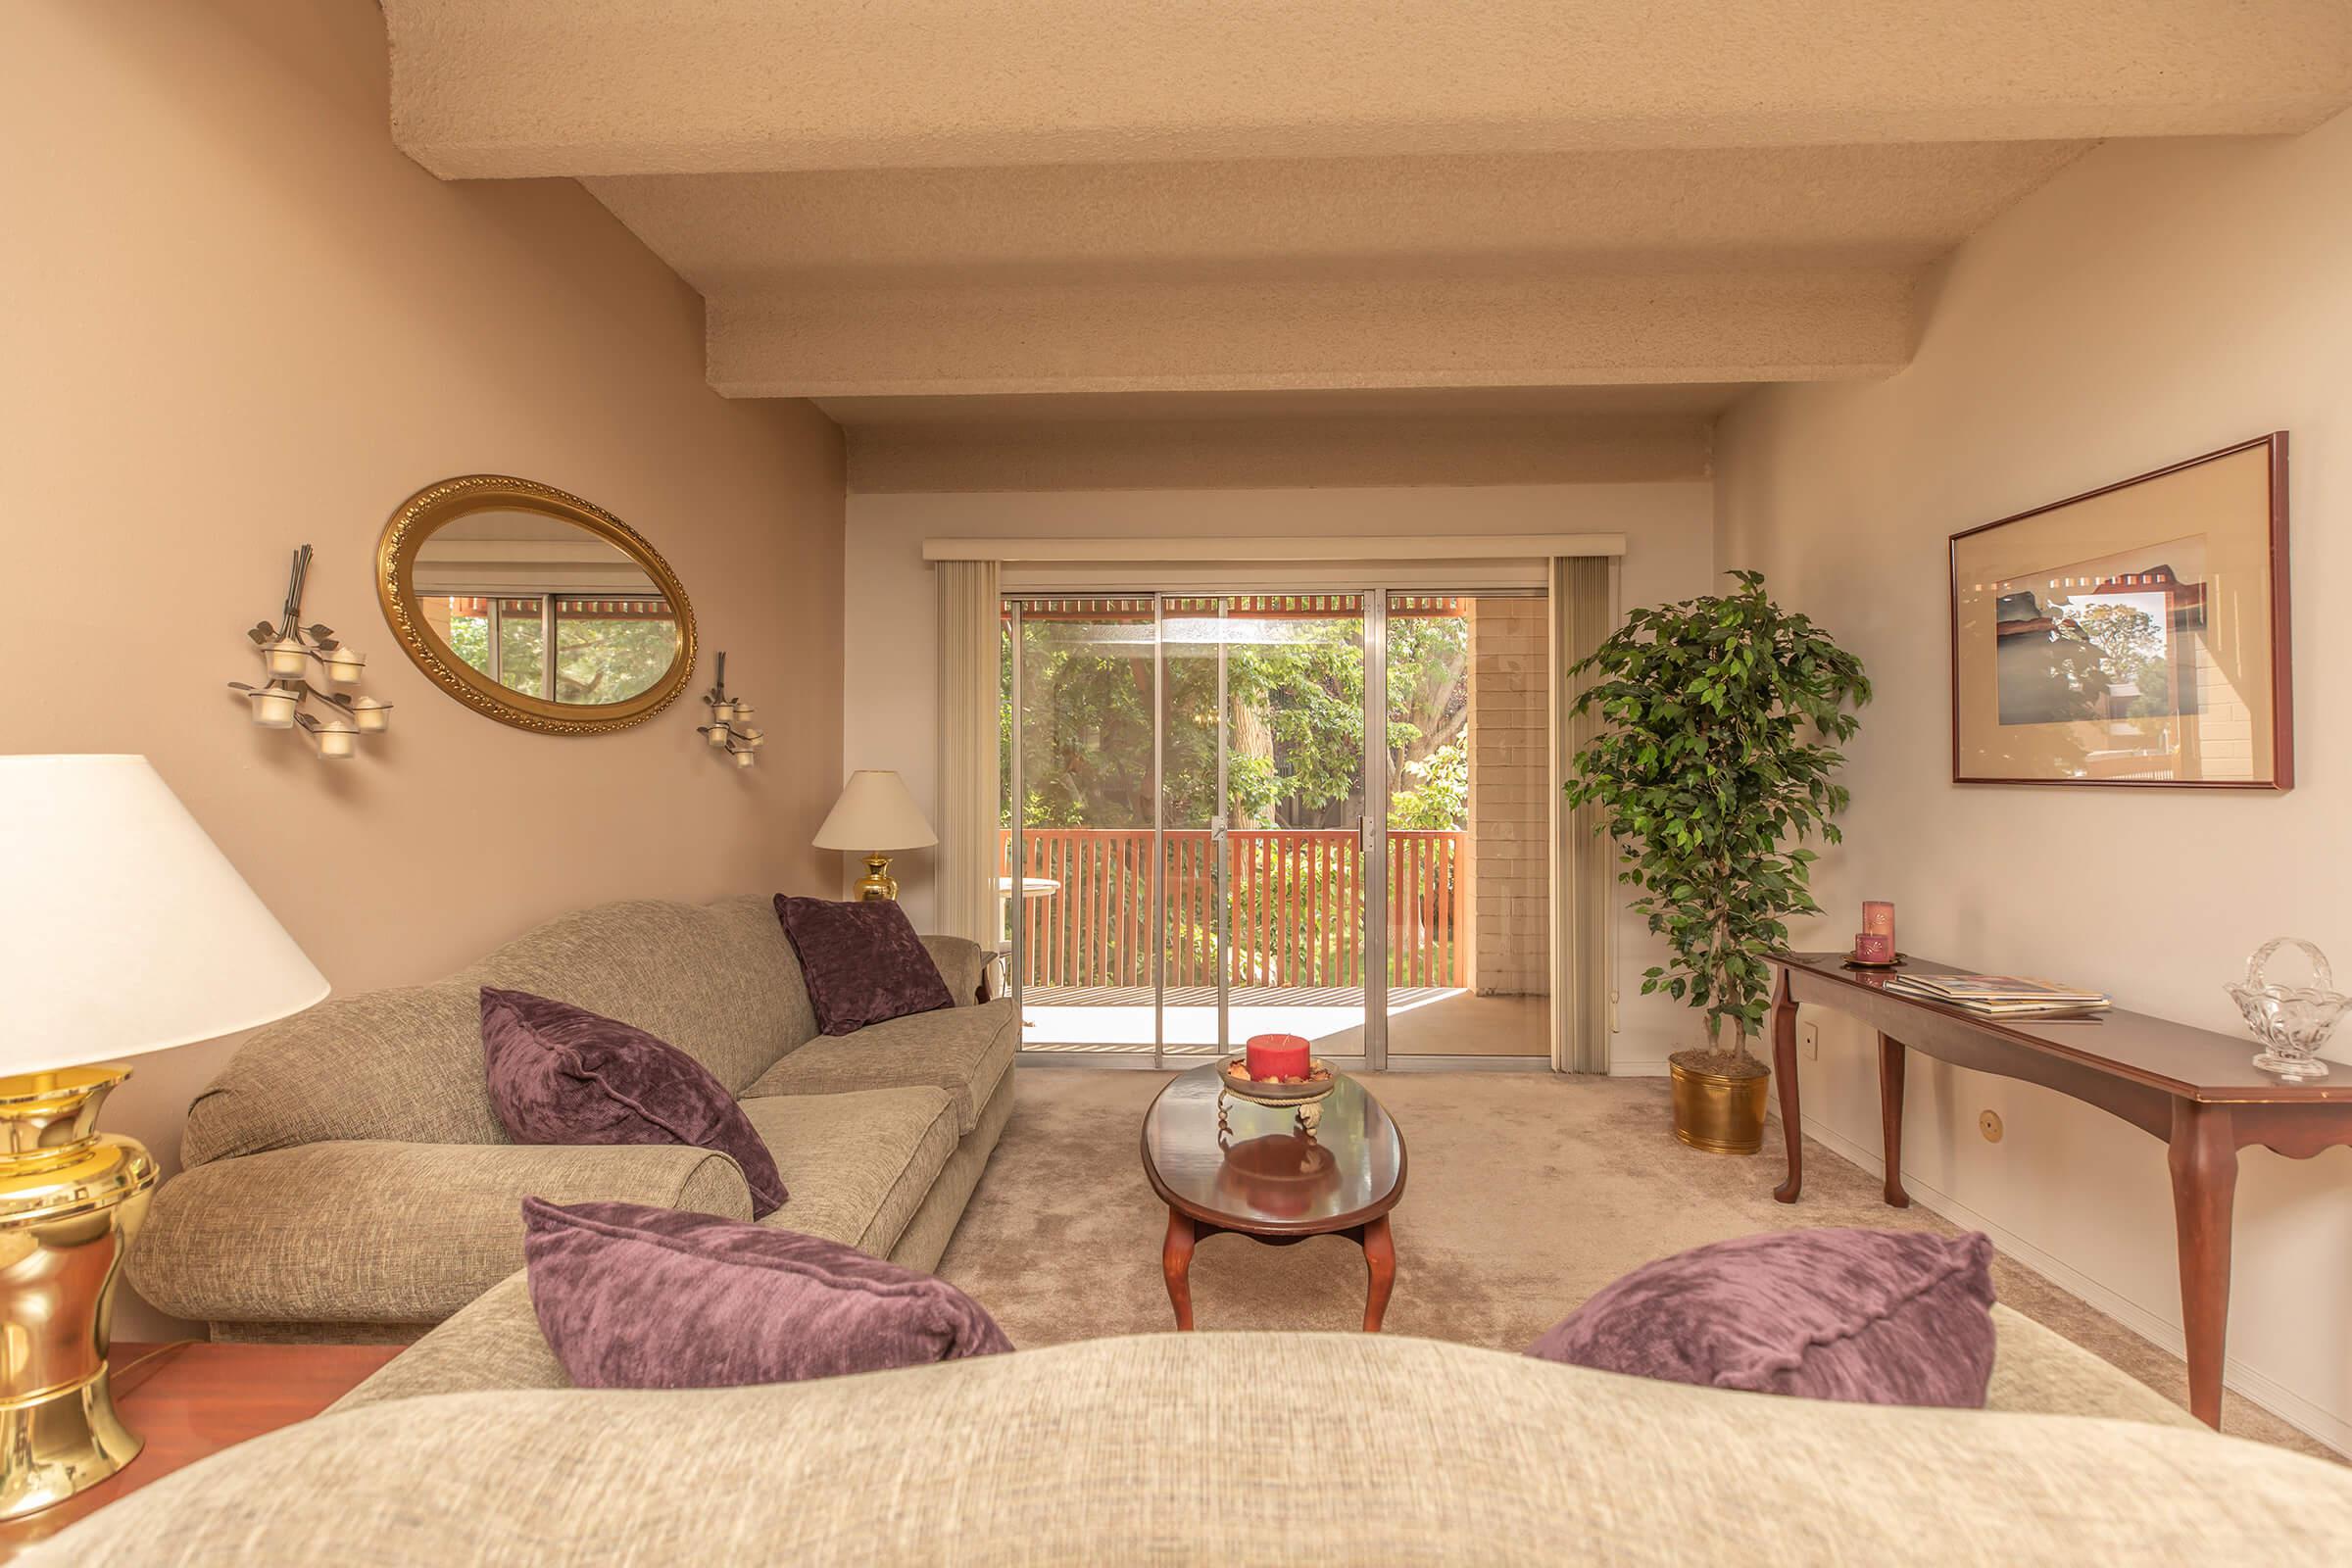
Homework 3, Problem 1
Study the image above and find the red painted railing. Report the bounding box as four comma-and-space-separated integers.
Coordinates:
1000, 828, 1466, 991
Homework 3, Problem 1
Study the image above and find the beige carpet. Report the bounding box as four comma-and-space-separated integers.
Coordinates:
936, 1066, 2338, 1461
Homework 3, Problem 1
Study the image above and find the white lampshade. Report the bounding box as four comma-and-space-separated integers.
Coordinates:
0, 756, 329, 1073
811, 769, 938, 852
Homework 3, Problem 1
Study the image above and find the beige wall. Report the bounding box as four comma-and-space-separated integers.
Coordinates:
0, 1, 845, 1332
1715, 115, 2352, 1448
843, 482, 1716, 1072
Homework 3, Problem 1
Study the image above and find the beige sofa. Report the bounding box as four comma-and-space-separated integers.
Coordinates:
28, 1322, 2352, 1563
95, 896, 2352, 1560
127, 894, 1015, 1343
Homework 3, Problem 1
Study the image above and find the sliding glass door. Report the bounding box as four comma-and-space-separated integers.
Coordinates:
1003, 599, 1158, 1052
1182, 595, 1372, 1061
1003, 586, 1546, 1066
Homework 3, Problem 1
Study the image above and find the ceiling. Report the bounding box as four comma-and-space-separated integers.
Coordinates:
382, 2, 2352, 427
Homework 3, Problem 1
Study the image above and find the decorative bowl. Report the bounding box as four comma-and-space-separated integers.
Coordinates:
1219, 1056, 1338, 1105
2226, 937, 2347, 1082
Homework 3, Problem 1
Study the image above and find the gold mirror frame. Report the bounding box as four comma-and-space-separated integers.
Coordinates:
377, 474, 697, 735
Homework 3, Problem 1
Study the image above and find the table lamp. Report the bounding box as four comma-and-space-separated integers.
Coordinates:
0, 756, 328, 1519
812, 770, 938, 901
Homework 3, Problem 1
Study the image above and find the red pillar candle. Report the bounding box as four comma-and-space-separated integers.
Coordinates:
1245, 1033, 1311, 1081
1862, 901, 1896, 943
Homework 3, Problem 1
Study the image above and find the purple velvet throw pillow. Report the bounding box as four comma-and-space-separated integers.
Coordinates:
1528, 1228, 1997, 1408
481, 988, 786, 1217
773, 895, 955, 1036
521, 1198, 1012, 1389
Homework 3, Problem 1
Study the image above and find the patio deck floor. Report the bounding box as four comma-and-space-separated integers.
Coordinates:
1014, 984, 1546, 1057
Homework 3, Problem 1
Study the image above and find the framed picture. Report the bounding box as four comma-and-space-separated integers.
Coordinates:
1949, 433, 2290, 790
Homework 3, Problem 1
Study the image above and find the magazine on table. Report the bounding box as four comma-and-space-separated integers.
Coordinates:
1883, 972, 2111, 1016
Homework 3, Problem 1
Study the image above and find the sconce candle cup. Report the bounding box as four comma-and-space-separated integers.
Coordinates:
697, 653, 764, 766
229, 546, 390, 760
243, 685, 301, 728
303, 715, 359, 760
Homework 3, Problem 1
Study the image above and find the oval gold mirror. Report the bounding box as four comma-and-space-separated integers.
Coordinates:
377, 475, 696, 735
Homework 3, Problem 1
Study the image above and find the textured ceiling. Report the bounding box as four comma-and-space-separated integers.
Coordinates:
386, 1, 2352, 176
380, 2, 2352, 414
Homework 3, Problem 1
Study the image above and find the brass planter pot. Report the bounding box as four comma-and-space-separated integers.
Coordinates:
1669, 1056, 1770, 1155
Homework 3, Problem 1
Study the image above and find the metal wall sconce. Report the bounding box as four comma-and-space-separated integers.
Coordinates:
227, 545, 391, 759
697, 652, 763, 767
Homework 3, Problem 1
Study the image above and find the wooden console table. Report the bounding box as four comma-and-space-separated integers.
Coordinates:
1767, 951, 2352, 1429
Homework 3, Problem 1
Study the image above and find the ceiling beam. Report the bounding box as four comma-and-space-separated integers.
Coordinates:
847, 412, 1714, 493
707, 266, 1915, 399
386, 0, 2352, 178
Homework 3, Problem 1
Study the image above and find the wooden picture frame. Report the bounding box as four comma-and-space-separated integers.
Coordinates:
1948, 434, 2290, 790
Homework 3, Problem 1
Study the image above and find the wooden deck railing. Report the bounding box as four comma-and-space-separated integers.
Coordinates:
1001, 827, 1466, 991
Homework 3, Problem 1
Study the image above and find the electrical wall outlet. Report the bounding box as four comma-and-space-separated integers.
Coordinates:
1799, 1020, 1820, 1061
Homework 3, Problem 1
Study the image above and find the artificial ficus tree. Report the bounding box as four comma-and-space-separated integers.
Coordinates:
1565, 570, 1870, 1075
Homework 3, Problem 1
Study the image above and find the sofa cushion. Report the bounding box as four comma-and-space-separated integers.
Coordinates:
126, 1139, 755, 1330
774, 896, 955, 1036
482, 988, 787, 1216
181, 895, 819, 1166
1529, 1228, 1997, 1407
521, 1199, 1010, 1390
740, 1087, 959, 1256
742, 998, 1016, 1136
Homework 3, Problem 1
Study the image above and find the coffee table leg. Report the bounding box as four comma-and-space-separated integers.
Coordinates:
1162, 1208, 1197, 1331
1360, 1215, 1396, 1332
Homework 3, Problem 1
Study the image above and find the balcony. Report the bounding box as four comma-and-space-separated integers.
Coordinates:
999, 827, 1538, 1056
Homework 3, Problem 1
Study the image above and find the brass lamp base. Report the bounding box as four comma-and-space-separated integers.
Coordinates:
0, 1065, 157, 1520
855, 853, 899, 901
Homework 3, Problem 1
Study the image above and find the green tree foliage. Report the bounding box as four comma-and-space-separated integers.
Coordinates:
998, 609, 1472, 831
1565, 571, 1870, 1068
443, 603, 676, 704
556, 617, 676, 704
1390, 739, 1468, 830
2065, 601, 2175, 718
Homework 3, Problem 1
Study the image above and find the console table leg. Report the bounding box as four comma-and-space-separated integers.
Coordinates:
1360, 1215, 1396, 1333
1879, 1034, 1911, 1208
1770, 972, 1802, 1202
1161, 1208, 1198, 1331
2167, 1101, 2238, 1429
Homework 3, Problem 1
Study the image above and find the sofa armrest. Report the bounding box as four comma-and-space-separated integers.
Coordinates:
128, 1140, 754, 1328
921, 934, 988, 1005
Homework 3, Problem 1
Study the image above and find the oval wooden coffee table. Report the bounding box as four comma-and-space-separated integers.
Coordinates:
1141, 1063, 1407, 1331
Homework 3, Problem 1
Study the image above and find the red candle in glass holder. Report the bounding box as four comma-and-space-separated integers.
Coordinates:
1852, 932, 1894, 964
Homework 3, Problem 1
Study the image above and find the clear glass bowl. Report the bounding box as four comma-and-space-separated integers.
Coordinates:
2225, 938, 2348, 1082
